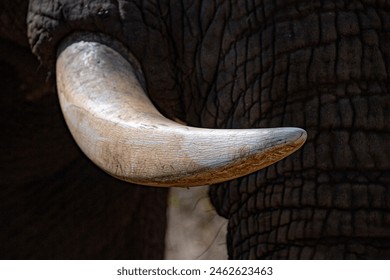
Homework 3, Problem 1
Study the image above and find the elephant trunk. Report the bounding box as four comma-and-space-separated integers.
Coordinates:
56, 34, 306, 187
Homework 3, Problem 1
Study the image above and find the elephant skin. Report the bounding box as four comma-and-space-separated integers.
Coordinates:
1, 0, 390, 259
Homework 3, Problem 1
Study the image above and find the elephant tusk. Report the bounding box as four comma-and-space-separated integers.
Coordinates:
56, 39, 307, 187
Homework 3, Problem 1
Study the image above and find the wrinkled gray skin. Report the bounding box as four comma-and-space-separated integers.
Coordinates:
1, 0, 389, 259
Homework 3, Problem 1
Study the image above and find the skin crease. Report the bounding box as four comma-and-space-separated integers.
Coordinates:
1, 0, 389, 259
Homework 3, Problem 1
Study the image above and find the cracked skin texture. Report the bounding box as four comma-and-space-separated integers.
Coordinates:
2, 0, 389, 259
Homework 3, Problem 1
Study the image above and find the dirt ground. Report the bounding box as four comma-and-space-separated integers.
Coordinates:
165, 186, 228, 259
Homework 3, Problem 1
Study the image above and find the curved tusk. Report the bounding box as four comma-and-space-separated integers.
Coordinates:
56, 39, 307, 187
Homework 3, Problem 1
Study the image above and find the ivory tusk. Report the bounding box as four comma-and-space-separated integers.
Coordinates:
56, 40, 307, 187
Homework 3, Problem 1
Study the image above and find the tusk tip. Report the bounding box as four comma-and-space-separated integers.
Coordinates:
282, 127, 307, 148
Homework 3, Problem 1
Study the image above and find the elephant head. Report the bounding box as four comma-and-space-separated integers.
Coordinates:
1, 0, 389, 259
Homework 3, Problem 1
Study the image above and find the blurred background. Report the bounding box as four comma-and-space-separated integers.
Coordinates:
165, 186, 228, 259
